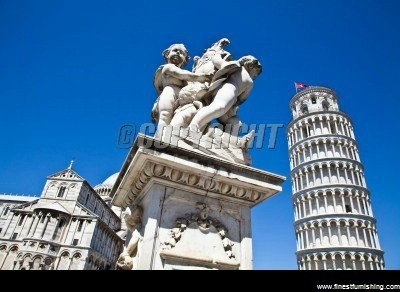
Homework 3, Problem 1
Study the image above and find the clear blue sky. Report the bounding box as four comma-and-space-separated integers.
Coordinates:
0, 0, 399, 270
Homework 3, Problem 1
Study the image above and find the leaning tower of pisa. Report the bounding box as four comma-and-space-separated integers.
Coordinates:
287, 86, 385, 270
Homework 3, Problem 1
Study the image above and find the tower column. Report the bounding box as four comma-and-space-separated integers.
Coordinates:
305, 228, 310, 248
323, 192, 328, 214
305, 171, 310, 188
312, 119, 316, 135
337, 222, 342, 245
317, 143, 322, 159
318, 223, 323, 246
349, 193, 355, 212
315, 193, 320, 214
350, 168, 356, 185
335, 164, 340, 183
339, 142, 344, 157
346, 224, 351, 245
327, 165, 332, 183
311, 227, 316, 247
299, 229, 304, 249
362, 226, 368, 247
300, 172, 304, 189
340, 191, 346, 213
355, 224, 361, 246
327, 223, 332, 246
319, 164, 324, 185
332, 191, 337, 212
307, 194, 312, 216
374, 230, 381, 249
334, 119, 339, 134
367, 227, 375, 248
301, 198, 306, 218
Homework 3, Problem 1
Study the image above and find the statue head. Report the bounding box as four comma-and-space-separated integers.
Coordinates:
239, 55, 262, 80
162, 43, 190, 68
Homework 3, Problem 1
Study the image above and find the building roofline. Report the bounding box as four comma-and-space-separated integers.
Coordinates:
0, 194, 39, 201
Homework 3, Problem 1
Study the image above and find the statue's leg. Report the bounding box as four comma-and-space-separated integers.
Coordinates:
170, 104, 200, 128
189, 83, 237, 132
155, 89, 175, 139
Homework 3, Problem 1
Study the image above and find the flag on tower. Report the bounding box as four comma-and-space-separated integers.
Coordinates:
294, 82, 308, 92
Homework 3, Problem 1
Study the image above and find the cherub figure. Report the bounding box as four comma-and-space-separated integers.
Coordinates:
152, 44, 212, 139
188, 54, 262, 134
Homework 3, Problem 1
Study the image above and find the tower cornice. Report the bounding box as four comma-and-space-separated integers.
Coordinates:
289, 86, 337, 108
293, 213, 377, 226
291, 184, 370, 199
290, 157, 364, 174
287, 111, 353, 131
288, 134, 357, 152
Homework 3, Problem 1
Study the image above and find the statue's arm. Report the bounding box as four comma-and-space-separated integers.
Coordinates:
153, 66, 164, 95
162, 64, 211, 83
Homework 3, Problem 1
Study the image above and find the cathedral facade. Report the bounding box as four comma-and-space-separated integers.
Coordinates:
0, 165, 123, 270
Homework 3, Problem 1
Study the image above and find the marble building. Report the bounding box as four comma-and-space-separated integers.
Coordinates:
287, 86, 385, 270
0, 164, 123, 270
0, 195, 38, 236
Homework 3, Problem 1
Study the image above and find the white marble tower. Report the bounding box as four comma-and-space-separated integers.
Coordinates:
287, 86, 385, 270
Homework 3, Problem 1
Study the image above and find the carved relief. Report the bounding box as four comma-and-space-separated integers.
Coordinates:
162, 202, 235, 261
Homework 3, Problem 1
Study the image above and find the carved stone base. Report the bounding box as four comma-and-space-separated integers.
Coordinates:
161, 126, 253, 165
111, 134, 285, 270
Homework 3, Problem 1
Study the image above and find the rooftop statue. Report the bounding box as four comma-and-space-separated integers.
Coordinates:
151, 38, 262, 165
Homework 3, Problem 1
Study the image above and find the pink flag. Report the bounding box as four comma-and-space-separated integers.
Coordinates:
294, 82, 308, 92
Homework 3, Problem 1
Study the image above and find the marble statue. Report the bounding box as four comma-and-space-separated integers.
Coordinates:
116, 205, 143, 270
151, 38, 262, 165
189, 54, 262, 133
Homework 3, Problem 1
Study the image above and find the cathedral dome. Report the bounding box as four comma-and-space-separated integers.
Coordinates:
94, 172, 119, 200
101, 172, 119, 187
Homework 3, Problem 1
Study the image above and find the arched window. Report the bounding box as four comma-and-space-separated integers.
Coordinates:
57, 186, 66, 198
52, 218, 65, 241
3, 206, 10, 216
77, 220, 83, 232
59, 218, 65, 228
301, 104, 308, 115
57, 251, 70, 270
18, 214, 25, 226
322, 100, 330, 111
311, 96, 317, 104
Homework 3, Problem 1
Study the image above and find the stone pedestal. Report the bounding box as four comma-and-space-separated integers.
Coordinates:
111, 134, 285, 270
